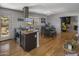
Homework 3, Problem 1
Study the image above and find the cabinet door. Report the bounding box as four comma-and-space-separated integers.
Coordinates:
30, 37, 37, 49
30, 32, 37, 48
25, 32, 37, 51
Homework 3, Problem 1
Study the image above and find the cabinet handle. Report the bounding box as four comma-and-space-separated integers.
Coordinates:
35, 35, 37, 38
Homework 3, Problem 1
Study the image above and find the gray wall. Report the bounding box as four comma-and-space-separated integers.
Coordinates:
47, 11, 79, 34
47, 15, 61, 34
0, 8, 47, 39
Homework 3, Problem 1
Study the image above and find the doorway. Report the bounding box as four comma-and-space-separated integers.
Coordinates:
60, 16, 78, 32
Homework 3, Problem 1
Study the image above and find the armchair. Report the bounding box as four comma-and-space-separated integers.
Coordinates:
43, 25, 57, 37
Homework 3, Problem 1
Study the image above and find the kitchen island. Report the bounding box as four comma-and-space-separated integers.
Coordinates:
20, 30, 39, 51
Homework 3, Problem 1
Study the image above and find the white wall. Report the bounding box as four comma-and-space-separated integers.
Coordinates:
71, 16, 78, 26
47, 11, 79, 34
0, 8, 47, 39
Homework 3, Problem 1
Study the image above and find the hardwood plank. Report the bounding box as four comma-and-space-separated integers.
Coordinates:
0, 32, 77, 56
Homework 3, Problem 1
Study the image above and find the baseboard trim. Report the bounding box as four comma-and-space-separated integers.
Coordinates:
0, 39, 12, 42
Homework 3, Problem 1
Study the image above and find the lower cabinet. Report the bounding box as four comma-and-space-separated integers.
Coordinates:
20, 32, 37, 52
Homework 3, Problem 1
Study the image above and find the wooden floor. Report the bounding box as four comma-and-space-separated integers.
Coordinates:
0, 32, 78, 56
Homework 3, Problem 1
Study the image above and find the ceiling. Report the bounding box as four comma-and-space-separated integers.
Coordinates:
0, 3, 79, 15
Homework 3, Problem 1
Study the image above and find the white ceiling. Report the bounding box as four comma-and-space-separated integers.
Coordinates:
0, 3, 79, 15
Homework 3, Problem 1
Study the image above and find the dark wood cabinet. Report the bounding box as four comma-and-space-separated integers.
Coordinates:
20, 32, 37, 52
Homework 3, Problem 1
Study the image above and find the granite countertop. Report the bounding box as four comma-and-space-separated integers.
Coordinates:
21, 30, 39, 35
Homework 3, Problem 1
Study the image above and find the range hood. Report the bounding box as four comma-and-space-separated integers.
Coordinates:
23, 7, 29, 18
18, 7, 29, 21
